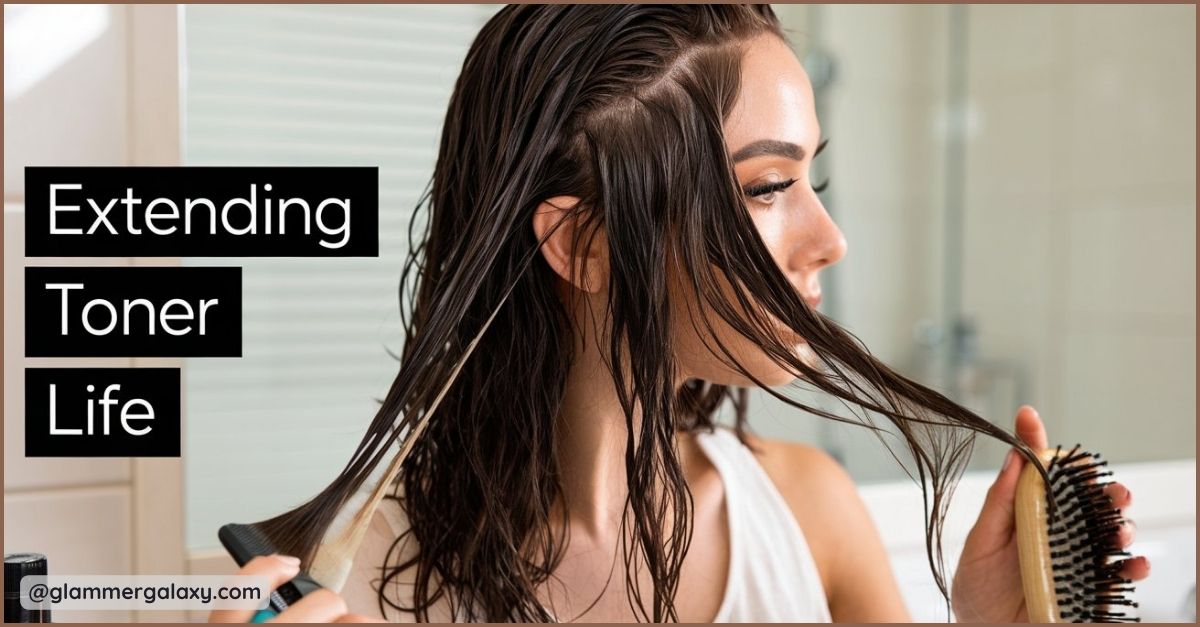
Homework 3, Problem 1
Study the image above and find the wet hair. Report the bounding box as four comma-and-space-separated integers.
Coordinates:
256, 4, 1044, 622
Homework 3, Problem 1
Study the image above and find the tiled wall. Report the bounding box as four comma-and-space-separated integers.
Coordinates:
4, 217, 137, 625
961, 5, 1196, 465
771, 7, 1197, 617
757, 5, 1195, 480
4, 5, 139, 621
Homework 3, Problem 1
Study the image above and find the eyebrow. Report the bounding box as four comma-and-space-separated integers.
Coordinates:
730, 137, 828, 164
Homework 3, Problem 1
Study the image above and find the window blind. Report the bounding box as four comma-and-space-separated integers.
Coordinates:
182, 4, 499, 551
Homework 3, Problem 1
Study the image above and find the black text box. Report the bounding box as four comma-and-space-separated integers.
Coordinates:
25, 166, 379, 257
26, 266, 241, 358
25, 368, 181, 457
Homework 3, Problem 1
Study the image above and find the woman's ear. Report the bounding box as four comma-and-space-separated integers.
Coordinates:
532, 196, 608, 293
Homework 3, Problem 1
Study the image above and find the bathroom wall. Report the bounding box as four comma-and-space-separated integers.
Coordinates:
4, 6, 134, 622
959, 4, 1196, 466
180, 3, 501, 556
768, 4, 1197, 621
764, 4, 1196, 481
4, 5, 185, 621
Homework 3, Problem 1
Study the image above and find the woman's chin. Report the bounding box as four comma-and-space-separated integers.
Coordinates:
744, 339, 821, 387
754, 344, 819, 386
787, 339, 823, 377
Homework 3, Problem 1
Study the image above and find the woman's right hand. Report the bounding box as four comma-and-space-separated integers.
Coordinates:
208, 555, 382, 623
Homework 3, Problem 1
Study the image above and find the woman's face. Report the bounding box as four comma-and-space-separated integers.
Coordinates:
674, 33, 848, 387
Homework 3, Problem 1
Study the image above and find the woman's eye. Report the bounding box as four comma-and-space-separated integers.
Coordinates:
743, 178, 798, 205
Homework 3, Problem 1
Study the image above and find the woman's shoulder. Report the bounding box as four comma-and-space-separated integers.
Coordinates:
338, 497, 458, 622
738, 432, 858, 500
337, 499, 411, 621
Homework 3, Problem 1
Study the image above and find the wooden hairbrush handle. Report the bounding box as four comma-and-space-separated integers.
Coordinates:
1015, 445, 1136, 623
1015, 448, 1063, 623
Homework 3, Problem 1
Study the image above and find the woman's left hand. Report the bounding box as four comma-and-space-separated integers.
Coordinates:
951, 405, 1151, 622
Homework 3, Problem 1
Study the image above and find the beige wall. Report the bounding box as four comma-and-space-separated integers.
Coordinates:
961, 4, 1196, 464
4, 211, 137, 623
4, 5, 135, 622
767, 6, 1196, 616
4, 5, 184, 622
759, 5, 1195, 480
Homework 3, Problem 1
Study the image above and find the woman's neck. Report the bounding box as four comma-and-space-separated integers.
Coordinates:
552, 297, 693, 542
554, 344, 636, 540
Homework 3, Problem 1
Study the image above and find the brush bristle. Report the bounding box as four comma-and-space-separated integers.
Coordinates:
1044, 444, 1139, 623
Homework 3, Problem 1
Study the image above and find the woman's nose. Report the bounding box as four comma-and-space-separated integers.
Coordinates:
788, 200, 848, 275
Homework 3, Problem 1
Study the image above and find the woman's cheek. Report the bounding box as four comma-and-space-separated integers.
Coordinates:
747, 208, 791, 264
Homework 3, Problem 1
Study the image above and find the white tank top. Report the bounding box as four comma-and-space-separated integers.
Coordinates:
340, 427, 831, 622
694, 427, 831, 622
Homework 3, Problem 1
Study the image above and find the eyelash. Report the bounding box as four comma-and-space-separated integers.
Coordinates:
742, 177, 830, 202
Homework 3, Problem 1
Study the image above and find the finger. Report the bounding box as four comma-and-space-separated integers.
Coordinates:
1014, 405, 1048, 451
1114, 518, 1137, 548
1116, 555, 1151, 581
1103, 482, 1133, 510
208, 555, 301, 623
967, 449, 1025, 544
272, 588, 349, 623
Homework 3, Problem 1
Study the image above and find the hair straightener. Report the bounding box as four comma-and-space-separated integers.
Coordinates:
218, 523, 324, 622
217, 267, 525, 615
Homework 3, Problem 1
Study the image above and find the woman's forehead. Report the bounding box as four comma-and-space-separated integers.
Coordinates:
725, 34, 821, 154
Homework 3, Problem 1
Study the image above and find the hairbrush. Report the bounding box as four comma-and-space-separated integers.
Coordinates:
1015, 445, 1139, 623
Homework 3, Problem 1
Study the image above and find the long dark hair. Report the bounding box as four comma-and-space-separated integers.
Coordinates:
257, 4, 1044, 621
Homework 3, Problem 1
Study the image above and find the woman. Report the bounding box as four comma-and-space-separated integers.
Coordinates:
211, 5, 1148, 623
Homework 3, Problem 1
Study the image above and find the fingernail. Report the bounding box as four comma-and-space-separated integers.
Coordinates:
274, 554, 301, 567
1001, 450, 1016, 472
